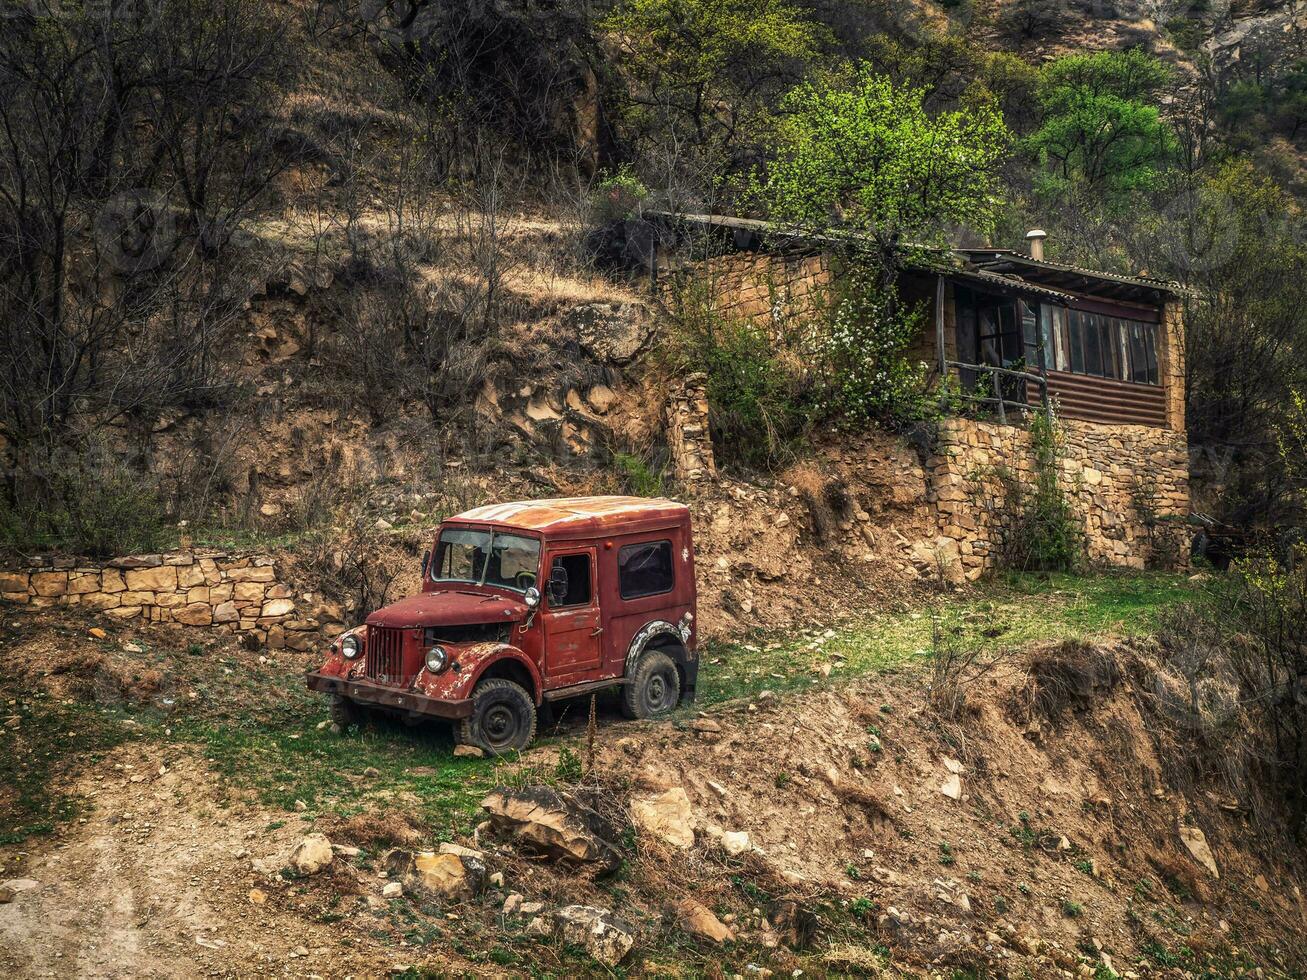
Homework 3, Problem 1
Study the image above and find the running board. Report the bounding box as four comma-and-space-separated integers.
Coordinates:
542, 677, 627, 702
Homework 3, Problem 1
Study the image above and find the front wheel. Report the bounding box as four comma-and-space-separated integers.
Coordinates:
622, 651, 681, 720
458, 678, 538, 753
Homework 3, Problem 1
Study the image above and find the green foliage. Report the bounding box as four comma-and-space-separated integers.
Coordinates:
664, 281, 817, 469
592, 164, 649, 221
613, 451, 666, 497
1025, 50, 1177, 211
755, 67, 1009, 242
0, 447, 168, 558
603, 0, 828, 162
554, 746, 584, 783
814, 261, 933, 428
982, 412, 1084, 574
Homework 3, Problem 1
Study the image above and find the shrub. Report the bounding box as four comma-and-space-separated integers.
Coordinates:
976, 411, 1084, 573
814, 261, 934, 429
0, 446, 168, 558
664, 281, 817, 469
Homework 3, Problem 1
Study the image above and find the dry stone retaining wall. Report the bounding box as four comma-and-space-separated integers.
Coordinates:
0, 551, 331, 651
666, 373, 717, 482
928, 417, 1191, 578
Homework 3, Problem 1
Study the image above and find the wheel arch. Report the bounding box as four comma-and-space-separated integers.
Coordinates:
469, 650, 543, 704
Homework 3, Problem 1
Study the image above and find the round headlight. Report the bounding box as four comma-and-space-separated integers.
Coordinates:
425, 645, 449, 673
340, 634, 361, 659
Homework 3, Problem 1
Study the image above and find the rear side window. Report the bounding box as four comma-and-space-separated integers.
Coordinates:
619, 540, 674, 599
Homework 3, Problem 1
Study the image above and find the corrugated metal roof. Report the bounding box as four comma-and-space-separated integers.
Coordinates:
647, 212, 1183, 298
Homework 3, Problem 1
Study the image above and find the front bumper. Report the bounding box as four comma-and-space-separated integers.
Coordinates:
306, 671, 474, 720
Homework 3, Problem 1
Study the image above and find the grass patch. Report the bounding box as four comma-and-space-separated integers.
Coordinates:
696, 571, 1192, 705
0, 689, 140, 844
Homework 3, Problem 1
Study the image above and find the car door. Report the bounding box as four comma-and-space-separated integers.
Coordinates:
541, 548, 603, 681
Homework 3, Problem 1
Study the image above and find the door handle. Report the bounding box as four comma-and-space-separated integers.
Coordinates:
590, 627, 604, 637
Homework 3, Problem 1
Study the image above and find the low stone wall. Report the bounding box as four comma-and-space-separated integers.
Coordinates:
928, 417, 1191, 577
0, 551, 328, 650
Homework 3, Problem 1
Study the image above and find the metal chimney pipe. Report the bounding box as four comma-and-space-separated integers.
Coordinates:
1026, 228, 1048, 261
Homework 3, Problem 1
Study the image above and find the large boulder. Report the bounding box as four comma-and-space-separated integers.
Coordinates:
552, 905, 635, 966
480, 786, 621, 873
289, 833, 334, 875
566, 302, 653, 364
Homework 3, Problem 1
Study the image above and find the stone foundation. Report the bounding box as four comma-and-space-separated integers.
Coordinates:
0, 551, 335, 650
927, 417, 1191, 578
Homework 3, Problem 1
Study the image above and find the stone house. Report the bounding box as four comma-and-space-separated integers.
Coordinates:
641, 212, 1190, 575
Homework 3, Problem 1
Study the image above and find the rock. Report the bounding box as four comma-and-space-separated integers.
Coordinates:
480, 786, 621, 872
671, 897, 734, 943
385, 849, 486, 898
520, 901, 544, 915
362, 766, 380, 779
586, 384, 617, 413
382, 881, 403, 899
331, 844, 361, 858
720, 830, 751, 856
566, 302, 652, 364
374, 518, 393, 530
438, 841, 484, 860
689, 717, 722, 733
248, 888, 267, 905
939, 774, 963, 800
89, 627, 108, 640
630, 786, 695, 849
503, 892, 523, 915
525, 915, 551, 936
453, 744, 485, 758
941, 756, 964, 774
553, 905, 635, 966
289, 833, 334, 875
1180, 826, 1219, 878
489, 871, 504, 887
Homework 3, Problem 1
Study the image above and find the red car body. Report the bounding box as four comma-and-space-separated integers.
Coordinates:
306, 496, 698, 750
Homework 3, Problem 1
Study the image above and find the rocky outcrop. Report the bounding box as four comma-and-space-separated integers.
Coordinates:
480, 786, 622, 872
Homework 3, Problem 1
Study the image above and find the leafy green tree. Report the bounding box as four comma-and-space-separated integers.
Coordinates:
1025, 49, 1177, 210
753, 67, 1009, 260
602, 0, 829, 174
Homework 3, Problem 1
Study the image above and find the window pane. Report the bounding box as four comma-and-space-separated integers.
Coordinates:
548, 553, 592, 607
1144, 324, 1159, 384
1100, 318, 1118, 380
1067, 311, 1085, 373
1022, 302, 1041, 367
619, 540, 675, 599
1083, 313, 1103, 376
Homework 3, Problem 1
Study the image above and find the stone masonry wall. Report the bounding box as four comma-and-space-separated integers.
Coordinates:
0, 551, 333, 651
666, 372, 718, 482
928, 417, 1191, 578
671, 251, 833, 329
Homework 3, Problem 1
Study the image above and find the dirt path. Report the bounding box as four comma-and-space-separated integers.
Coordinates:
0, 743, 415, 978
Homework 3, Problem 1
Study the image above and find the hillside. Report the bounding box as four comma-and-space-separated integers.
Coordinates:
3, 0, 1307, 976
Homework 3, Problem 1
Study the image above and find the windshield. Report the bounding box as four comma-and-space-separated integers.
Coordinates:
431, 528, 540, 593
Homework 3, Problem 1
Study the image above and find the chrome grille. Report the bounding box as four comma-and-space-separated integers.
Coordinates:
365, 626, 405, 683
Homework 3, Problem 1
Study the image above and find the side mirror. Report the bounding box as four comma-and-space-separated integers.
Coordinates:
524, 586, 541, 609
420, 549, 431, 578
547, 564, 569, 605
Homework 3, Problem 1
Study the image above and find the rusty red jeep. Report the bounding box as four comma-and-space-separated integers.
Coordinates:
306, 496, 698, 752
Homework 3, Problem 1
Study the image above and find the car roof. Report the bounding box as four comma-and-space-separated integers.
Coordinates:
449, 496, 690, 537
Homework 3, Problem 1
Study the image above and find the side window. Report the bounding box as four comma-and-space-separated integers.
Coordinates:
619, 540, 675, 600
547, 553, 592, 607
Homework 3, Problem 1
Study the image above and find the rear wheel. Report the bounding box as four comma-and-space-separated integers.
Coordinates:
458, 678, 538, 753
622, 651, 681, 720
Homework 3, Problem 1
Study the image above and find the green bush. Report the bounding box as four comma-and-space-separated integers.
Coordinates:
0, 448, 168, 558
665, 281, 817, 469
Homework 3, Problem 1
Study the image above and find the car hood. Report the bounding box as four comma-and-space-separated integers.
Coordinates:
365, 590, 527, 629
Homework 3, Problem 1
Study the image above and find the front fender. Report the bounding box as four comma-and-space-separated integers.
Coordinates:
412, 642, 544, 704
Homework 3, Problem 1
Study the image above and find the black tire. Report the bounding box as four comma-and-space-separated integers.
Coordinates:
329, 694, 357, 728
622, 650, 681, 720
458, 678, 538, 753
